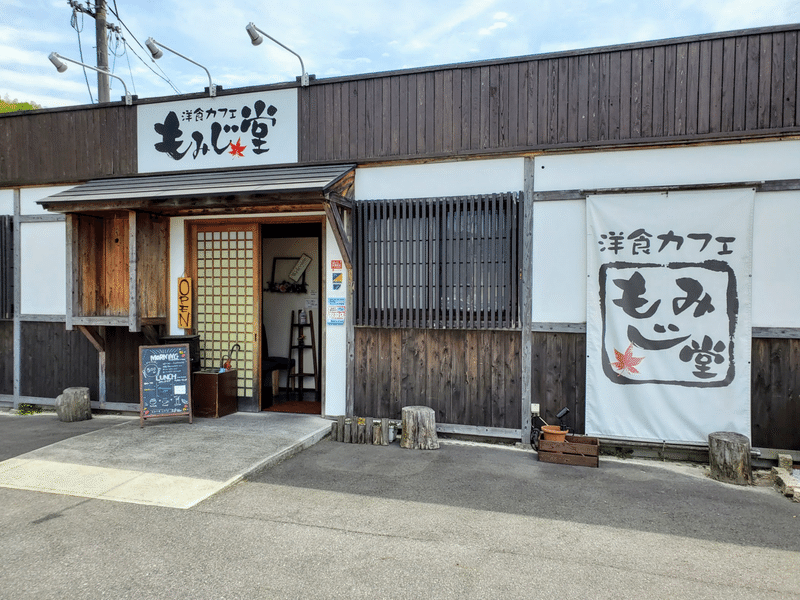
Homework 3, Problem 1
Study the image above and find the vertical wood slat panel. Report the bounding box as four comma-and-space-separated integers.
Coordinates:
0, 216, 12, 319
758, 34, 774, 130
784, 31, 798, 128
770, 32, 785, 129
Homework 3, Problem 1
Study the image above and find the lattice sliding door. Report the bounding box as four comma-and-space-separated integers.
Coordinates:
193, 223, 261, 409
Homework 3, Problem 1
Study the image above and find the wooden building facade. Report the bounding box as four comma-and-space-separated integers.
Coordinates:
1, 24, 799, 453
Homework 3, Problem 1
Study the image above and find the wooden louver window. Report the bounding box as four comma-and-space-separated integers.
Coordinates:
355, 192, 522, 329
0, 216, 12, 320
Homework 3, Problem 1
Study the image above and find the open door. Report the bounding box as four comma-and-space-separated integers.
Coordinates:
188, 222, 262, 411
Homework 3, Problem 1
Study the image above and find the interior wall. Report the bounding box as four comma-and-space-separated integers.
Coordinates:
262, 234, 320, 390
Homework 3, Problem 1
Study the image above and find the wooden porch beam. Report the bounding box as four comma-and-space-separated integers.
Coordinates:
323, 198, 352, 270
77, 325, 106, 352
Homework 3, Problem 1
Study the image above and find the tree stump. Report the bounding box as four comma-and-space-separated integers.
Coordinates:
400, 406, 439, 450
708, 431, 751, 485
55, 387, 92, 422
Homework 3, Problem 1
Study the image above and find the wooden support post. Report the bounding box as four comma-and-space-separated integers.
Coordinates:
708, 431, 752, 485
400, 406, 440, 450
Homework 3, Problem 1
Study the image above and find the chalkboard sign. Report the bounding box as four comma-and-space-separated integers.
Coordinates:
139, 344, 193, 426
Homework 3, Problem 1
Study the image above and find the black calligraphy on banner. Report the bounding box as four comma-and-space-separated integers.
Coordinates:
599, 260, 738, 387
152, 100, 279, 161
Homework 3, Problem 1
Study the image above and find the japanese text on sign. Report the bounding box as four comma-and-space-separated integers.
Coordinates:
137, 89, 298, 173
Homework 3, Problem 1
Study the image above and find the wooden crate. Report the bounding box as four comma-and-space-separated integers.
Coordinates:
538, 434, 600, 468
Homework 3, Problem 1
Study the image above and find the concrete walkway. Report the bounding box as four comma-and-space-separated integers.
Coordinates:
0, 412, 330, 509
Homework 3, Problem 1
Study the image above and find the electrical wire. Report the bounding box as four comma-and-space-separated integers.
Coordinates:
70, 7, 95, 103
105, 2, 181, 94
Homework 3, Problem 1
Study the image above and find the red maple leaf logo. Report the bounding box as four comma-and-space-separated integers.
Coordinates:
612, 343, 644, 376
229, 137, 246, 157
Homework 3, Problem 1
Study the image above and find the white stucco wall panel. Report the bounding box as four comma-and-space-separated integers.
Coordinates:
530, 143, 800, 328
532, 200, 586, 323
20, 186, 74, 216
20, 221, 66, 315
355, 158, 525, 199
534, 141, 800, 192
752, 191, 800, 328
0, 189, 13, 215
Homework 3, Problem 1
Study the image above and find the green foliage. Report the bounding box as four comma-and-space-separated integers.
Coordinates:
16, 403, 42, 415
0, 94, 42, 114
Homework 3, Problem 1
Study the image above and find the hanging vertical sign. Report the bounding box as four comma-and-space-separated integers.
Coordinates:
585, 189, 755, 444
177, 277, 192, 330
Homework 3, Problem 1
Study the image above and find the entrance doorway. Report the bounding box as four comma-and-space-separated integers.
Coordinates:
190, 222, 261, 411
261, 221, 323, 414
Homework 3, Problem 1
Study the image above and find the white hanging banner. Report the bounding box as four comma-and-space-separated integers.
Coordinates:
586, 189, 755, 443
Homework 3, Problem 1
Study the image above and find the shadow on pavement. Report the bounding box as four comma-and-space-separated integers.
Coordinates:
246, 438, 800, 552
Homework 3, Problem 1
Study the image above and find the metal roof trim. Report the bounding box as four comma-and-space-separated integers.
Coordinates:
38, 164, 356, 206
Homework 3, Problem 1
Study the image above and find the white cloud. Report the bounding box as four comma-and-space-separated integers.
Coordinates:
479, 22, 508, 36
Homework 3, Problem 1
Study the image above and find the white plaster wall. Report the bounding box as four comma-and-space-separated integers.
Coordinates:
0, 189, 13, 215
531, 142, 800, 327
355, 158, 525, 199
20, 221, 66, 315
752, 191, 800, 327
534, 140, 800, 191
324, 218, 347, 417
532, 200, 586, 323
20, 186, 74, 215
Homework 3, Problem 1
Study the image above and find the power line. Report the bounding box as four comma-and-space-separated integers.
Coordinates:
69, 6, 95, 103
105, 2, 181, 94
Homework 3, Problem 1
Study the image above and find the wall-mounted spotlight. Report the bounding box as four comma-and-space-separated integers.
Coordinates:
48, 52, 132, 105
246, 22, 309, 86
145, 37, 217, 97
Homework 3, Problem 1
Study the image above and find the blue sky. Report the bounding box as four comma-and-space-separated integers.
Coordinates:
2, 0, 800, 108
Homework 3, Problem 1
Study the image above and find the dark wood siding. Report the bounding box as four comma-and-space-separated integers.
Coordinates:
0, 215, 12, 319
526, 332, 800, 450
2, 26, 800, 185
301, 27, 800, 163
355, 328, 800, 449
20, 321, 98, 399
353, 327, 521, 429
751, 337, 800, 450
105, 327, 149, 404
0, 321, 11, 395
0, 105, 136, 186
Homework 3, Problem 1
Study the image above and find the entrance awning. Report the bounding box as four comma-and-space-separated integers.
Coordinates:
38, 164, 355, 214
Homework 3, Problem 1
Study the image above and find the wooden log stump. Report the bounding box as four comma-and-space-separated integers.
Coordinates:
400, 406, 439, 450
372, 419, 382, 445
336, 416, 345, 442
381, 418, 389, 446
55, 387, 92, 422
708, 431, 751, 485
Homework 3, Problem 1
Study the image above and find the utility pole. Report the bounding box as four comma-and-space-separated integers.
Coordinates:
94, 0, 110, 102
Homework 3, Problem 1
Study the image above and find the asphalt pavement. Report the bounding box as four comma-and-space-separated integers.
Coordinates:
0, 410, 798, 599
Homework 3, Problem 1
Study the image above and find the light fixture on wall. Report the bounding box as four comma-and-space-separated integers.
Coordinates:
145, 37, 217, 97
48, 52, 132, 105
245, 22, 309, 86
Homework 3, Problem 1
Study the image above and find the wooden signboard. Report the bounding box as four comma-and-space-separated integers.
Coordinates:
177, 277, 192, 330
139, 343, 193, 427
